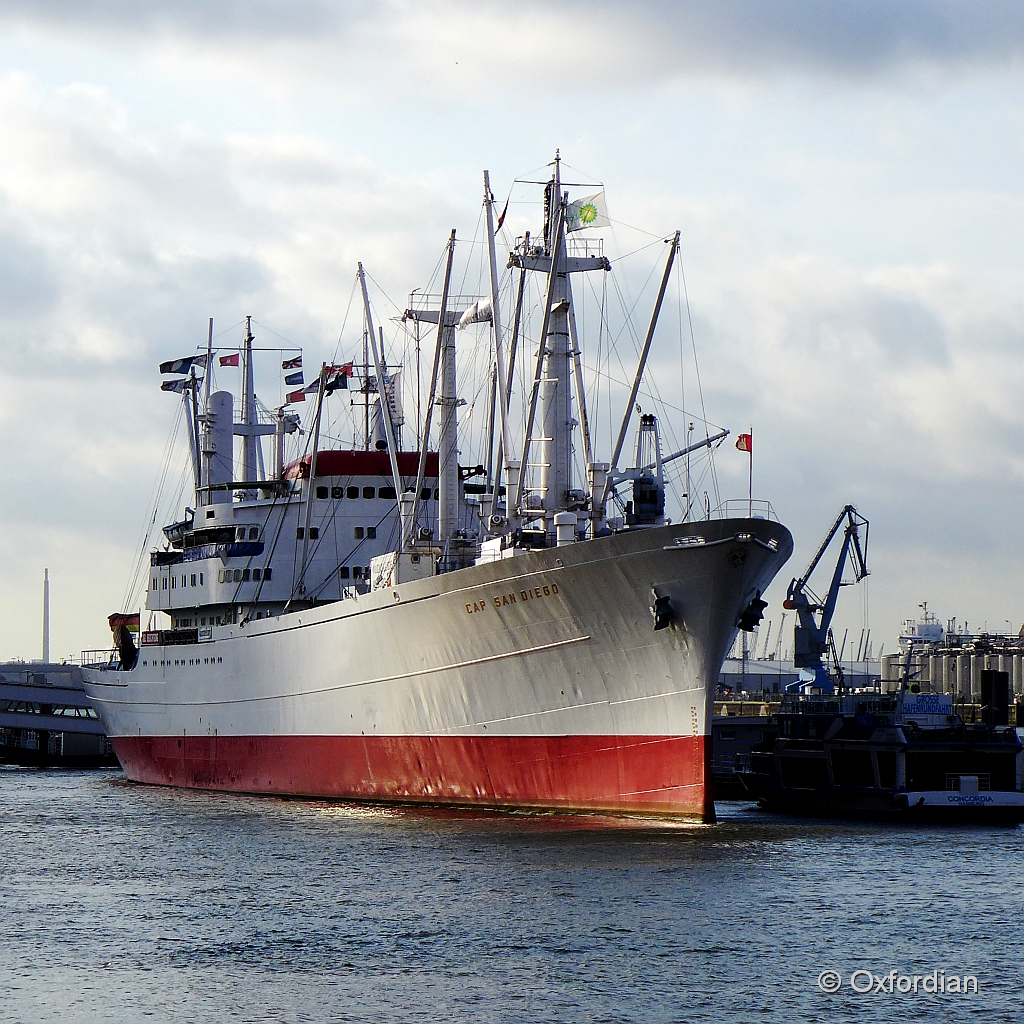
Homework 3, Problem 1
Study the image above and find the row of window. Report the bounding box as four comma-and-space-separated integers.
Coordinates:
235, 527, 261, 541
141, 657, 224, 667
157, 572, 205, 591
218, 568, 273, 583
175, 610, 272, 628
340, 566, 371, 579
154, 567, 273, 591
296, 526, 377, 540
315, 485, 407, 501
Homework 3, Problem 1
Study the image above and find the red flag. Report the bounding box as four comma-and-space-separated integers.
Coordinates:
286, 389, 306, 404
736, 433, 752, 453
219, 353, 240, 367
495, 196, 510, 231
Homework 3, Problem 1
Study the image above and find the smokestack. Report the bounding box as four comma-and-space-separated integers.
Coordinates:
42, 568, 50, 663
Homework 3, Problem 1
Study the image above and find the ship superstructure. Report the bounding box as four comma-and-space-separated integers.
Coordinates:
83, 155, 793, 820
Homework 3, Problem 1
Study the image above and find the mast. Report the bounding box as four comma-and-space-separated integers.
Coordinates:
183, 376, 201, 497
491, 245, 528, 505
407, 230, 456, 550
515, 198, 565, 521
483, 169, 519, 524
607, 231, 680, 493
295, 363, 327, 600
203, 317, 213, 415
358, 264, 407, 539
362, 329, 370, 449
240, 316, 258, 482
507, 153, 610, 533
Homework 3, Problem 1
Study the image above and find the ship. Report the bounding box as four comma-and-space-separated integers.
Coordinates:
1, 661, 117, 767
81, 155, 793, 820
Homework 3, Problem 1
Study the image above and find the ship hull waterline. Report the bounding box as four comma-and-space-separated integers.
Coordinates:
84, 519, 793, 821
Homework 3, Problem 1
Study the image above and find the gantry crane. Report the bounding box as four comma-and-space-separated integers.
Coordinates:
783, 505, 869, 693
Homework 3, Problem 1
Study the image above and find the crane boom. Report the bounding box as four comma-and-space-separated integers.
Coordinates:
783, 505, 869, 693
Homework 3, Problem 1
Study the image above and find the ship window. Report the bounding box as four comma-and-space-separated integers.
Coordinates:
309, 527, 319, 540
264, 567, 272, 580
367, 527, 376, 539
363, 487, 375, 499
241, 568, 250, 582
152, 577, 158, 591
421, 488, 431, 501
171, 577, 176, 589
347, 486, 359, 499
206, 510, 215, 519
200, 618, 206, 626
217, 570, 224, 583
434, 488, 440, 499
316, 486, 329, 499
353, 566, 363, 578
296, 528, 304, 539
379, 487, 397, 500
340, 566, 350, 579
354, 527, 364, 539
236, 528, 246, 541
199, 573, 203, 585
331, 486, 343, 499
253, 568, 261, 581
191, 574, 197, 587
233, 569, 242, 583
218, 657, 222, 663
248, 527, 259, 540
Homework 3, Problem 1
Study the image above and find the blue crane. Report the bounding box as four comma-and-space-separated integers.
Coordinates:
783, 505, 869, 693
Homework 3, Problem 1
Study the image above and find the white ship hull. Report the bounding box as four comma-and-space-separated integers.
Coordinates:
84, 518, 792, 820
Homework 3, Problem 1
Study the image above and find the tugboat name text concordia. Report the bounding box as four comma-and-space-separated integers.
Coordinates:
82, 155, 793, 820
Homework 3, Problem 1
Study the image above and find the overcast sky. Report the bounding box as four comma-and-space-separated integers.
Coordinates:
1, 1, 1023, 662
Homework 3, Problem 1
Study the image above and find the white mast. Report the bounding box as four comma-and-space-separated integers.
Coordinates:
42, 568, 49, 663
483, 170, 519, 519
405, 230, 456, 550
537, 152, 573, 530
358, 264, 408, 540
240, 316, 258, 482
508, 152, 609, 535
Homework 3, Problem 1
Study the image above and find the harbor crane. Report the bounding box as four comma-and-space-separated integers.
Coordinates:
783, 505, 869, 693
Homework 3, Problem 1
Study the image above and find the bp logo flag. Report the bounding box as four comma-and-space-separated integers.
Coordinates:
566, 191, 609, 232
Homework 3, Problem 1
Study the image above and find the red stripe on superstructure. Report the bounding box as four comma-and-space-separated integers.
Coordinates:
111, 734, 713, 821
283, 450, 439, 480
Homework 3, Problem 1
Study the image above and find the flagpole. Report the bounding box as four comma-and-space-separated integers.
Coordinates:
748, 427, 753, 517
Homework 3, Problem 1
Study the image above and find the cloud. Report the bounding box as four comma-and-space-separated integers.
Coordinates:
2, 0, 1024, 98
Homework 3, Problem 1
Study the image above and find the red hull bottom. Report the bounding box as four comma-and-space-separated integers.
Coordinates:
111, 734, 714, 821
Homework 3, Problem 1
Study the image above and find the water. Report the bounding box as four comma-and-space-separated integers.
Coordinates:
1, 767, 1022, 1023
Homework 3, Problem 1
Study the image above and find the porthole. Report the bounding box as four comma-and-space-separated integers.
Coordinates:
331, 486, 343, 499
347, 486, 359, 499
363, 486, 375, 499
379, 487, 396, 500
316, 486, 329, 499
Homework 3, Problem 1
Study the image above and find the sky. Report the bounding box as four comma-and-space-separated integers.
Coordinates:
0, 0, 1023, 663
